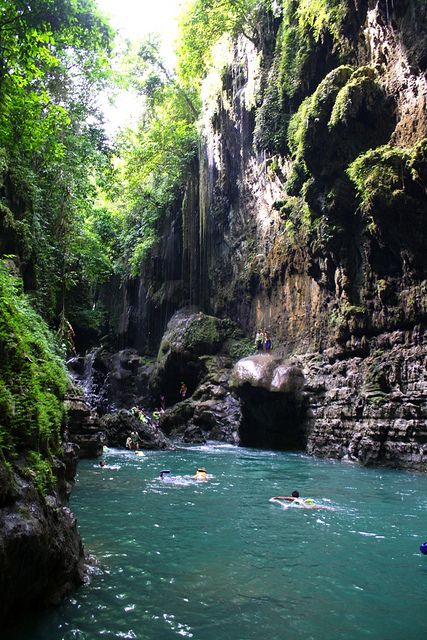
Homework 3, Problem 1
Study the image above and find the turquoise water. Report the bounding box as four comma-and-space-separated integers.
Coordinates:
7, 445, 427, 640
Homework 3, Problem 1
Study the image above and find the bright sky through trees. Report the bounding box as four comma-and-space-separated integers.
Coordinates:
96, 0, 182, 134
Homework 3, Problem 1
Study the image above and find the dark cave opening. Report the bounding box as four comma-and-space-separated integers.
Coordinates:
238, 385, 307, 450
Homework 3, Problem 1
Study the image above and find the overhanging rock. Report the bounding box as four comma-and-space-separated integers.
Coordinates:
231, 354, 306, 449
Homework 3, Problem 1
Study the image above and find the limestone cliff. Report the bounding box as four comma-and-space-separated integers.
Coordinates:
116, 1, 426, 469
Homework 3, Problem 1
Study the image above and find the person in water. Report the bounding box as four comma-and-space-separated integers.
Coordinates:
160, 470, 171, 480
271, 490, 332, 510
194, 468, 208, 481
272, 490, 301, 502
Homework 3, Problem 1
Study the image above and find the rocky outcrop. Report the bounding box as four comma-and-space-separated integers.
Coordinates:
0, 452, 84, 623
231, 354, 307, 449
103, 2, 426, 470
149, 309, 247, 444
100, 410, 172, 450
302, 326, 427, 470
160, 355, 242, 444
65, 393, 105, 458
68, 348, 155, 415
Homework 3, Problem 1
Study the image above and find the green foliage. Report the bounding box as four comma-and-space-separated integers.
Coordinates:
228, 337, 254, 360
347, 145, 410, 215
176, 0, 265, 90
0, 263, 68, 465
184, 315, 222, 352
278, 0, 347, 98
286, 64, 395, 183
329, 66, 378, 127
0, 0, 115, 338
25, 451, 55, 495
115, 41, 199, 277
287, 65, 353, 166
276, 191, 314, 249
253, 52, 290, 153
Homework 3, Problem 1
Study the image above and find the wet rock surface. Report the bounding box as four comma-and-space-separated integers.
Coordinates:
150, 310, 245, 444
150, 307, 244, 405
65, 392, 105, 459
68, 348, 154, 415
232, 354, 307, 449
0, 452, 84, 623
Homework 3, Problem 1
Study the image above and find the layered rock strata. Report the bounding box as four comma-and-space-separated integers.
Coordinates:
302, 326, 427, 470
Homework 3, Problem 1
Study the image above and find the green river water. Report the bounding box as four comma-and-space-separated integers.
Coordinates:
7, 445, 427, 640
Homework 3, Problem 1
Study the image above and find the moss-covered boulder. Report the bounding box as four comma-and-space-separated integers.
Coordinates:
150, 307, 244, 404
287, 66, 395, 180
347, 140, 427, 277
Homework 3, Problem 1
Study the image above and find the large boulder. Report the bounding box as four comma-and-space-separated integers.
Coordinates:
100, 410, 172, 450
150, 307, 244, 405
0, 452, 84, 623
232, 354, 305, 394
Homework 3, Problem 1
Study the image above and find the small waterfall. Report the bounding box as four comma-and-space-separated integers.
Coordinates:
82, 349, 96, 404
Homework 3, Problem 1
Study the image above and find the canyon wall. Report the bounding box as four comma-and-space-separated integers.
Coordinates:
117, 1, 426, 468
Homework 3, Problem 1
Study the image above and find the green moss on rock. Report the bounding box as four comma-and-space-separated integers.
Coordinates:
0, 262, 68, 468
278, 0, 347, 99
287, 65, 394, 179
184, 315, 223, 354
347, 144, 410, 216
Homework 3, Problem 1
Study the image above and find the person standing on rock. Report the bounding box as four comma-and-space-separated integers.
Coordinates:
180, 382, 187, 399
131, 431, 140, 450
264, 331, 272, 352
255, 329, 264, 351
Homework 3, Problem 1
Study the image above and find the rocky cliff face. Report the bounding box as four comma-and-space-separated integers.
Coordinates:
0, 446, 85, 623
115, 1, 426, 469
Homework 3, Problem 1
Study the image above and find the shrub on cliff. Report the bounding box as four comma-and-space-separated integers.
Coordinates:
0, 263, 68, 486
278, 0, 347, 99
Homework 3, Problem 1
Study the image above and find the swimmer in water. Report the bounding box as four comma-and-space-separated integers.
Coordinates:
194, 468, 208, 481
272, 490, 301, 502
270, 490, 334, 510
160, 470, 171, 480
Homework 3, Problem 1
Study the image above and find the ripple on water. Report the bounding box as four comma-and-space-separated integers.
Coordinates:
7, 446, 427, 640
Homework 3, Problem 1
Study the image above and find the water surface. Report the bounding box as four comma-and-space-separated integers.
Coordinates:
8, 445, 427, 639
